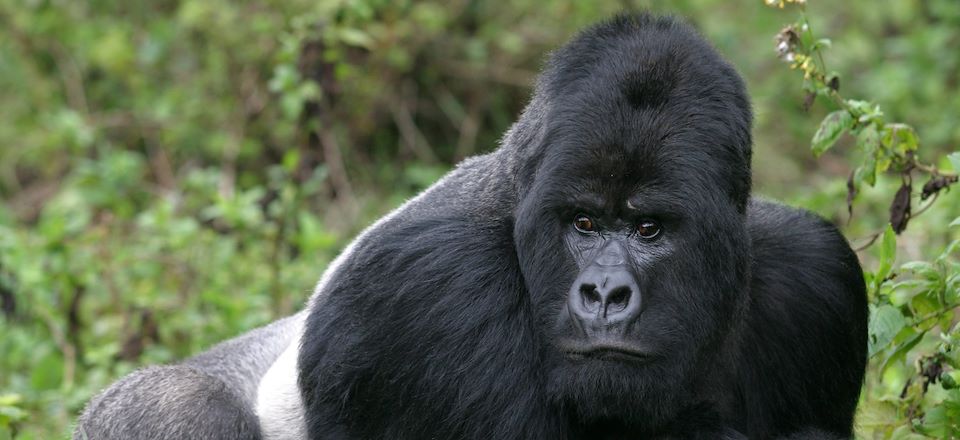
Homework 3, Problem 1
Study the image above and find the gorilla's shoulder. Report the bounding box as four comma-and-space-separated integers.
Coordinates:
745, 198, 866, 316
746, 198, 856, 264
740, 201, 867, 435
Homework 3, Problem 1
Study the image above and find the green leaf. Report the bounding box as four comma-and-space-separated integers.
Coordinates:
0, 395, 21, 407
943, 371, 960, 389
915, 403, 952, 438
881, 329, 923, 375
950, 217, 960, 228
282, 149, 300, 173
889, 425, 931, 440
901, 261, 941, 282
847, 99, 884, 124
851, 125, 880, 186
812, 110, 854, 156
868, 304, 907, 357
854, 158, 876, 187
888, 279, 929, 306
857, 123, 880, 152
885, 123, 919, 154
876, 225, 897, 283
29, 351, 63, 391
855, 400, 898, 430
947, 152, 960, 173
338, 28, 374, 49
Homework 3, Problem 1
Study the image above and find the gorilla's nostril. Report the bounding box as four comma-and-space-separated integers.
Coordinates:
603, 286, 632, 318
608, 286, 631, 307
580, 284, 601, 305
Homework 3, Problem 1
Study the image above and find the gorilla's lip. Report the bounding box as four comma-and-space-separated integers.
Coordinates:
558, 341, 655, 363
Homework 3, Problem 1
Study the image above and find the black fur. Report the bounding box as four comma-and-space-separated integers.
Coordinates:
298, 13, 866, 440
75, 13, 868, 440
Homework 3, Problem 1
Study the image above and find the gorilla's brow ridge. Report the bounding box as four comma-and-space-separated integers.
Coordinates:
565, 192, 606, 213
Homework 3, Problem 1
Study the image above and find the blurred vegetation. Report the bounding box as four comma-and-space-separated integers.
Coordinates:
0, 0, 957, 438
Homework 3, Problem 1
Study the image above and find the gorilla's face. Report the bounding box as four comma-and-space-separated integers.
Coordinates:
513, 99, 751, 428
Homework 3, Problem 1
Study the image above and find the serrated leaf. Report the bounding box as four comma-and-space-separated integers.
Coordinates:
812, 110, 854, 156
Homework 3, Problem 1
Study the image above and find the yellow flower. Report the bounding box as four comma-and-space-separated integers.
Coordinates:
764, 0, 806, 8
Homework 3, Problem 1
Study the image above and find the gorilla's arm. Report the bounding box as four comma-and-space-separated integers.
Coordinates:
740, 199, 868, 438
296, 203, 563, 439
73, 312, 304, 440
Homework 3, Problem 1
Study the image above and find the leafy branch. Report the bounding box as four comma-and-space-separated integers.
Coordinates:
768, 1, 960, 437
769, 0, 959, 236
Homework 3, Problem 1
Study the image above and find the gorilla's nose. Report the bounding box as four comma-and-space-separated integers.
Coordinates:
568, 264, 642, 334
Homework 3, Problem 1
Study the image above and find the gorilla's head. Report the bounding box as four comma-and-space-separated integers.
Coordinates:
510, 15, 753, 429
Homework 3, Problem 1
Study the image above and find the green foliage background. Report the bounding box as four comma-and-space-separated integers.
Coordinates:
0, 0, 957, 438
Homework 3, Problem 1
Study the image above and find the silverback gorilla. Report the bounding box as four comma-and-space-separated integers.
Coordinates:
75, 13, 868, 440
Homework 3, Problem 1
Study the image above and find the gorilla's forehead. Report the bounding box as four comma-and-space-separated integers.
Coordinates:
541, 104, 717, 186
533, 72, 748, 212
516, 14, 753, 214
536, 13, 752, 173
536, 133, 714, 215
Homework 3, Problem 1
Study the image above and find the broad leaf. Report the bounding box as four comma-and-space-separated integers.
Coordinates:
868, 304, 907, 358
876, 225, 897, 282
811, 110, 854, 156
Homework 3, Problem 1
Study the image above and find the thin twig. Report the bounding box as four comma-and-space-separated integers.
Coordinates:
454, 105, 481, 161
49, 42, 90, 114
390, 96, 438, 163
36, 306, 76, 388
318, 128, 355, 202
853, 230, 883, 253
911, 191, 939, 218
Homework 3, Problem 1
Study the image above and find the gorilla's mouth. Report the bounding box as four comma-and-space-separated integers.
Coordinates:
559, 342, 654, 363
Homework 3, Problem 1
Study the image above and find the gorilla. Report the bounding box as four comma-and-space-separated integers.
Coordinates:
75, 13, 868, 440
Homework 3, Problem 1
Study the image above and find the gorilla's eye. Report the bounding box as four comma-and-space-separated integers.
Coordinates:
636, 220, 661, 239
573, 214, 596, 233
